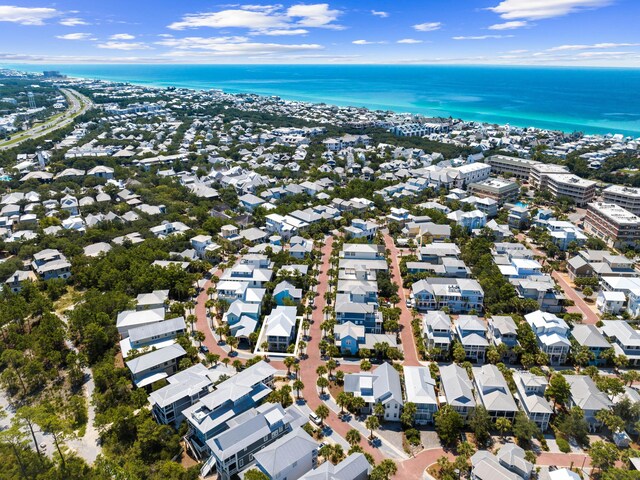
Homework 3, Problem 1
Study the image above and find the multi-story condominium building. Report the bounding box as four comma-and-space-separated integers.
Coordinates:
468, 177, 520, 205
344, 363, 403, 421
488, 316, 518, 361
423, 310, 452, 356
529, 163, 570, 188
184, 361, 276, 458
570, 325, 610, 366
263, 305, 297, 352
513, 371, 552, 431
126, 343, 186, 388
472, 364, 519, 421
529, 164, 596, 206
453, 162, 492, 188
525, 310, 571, 365
454, 315, 489, 363
603, 185, 640, 215
253, 427, 318, 480
584, 202, 640, 248
487, 155, 541, 180
204, 403, 306, 480
403, 366, 438, 425
600, 320, 640, 366
299, 453, 371, 480
149, 363, 214, 426
439, 364, 476, 421
564, 375, 613, 430
411, 278, 484, 313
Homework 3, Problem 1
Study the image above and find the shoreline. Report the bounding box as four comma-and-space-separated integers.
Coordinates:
4, 64, 640, 138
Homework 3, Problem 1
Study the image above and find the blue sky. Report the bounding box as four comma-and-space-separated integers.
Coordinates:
0, 0, 639, 65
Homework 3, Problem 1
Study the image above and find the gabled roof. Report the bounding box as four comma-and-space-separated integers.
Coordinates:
440, 364, 475, 408
403, 366, 437, 406
253, 428, 317, 476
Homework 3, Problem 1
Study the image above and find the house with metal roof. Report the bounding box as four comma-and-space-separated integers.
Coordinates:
125, 343, 186, 389
403, 366, 438, 425
472, 364, 519, 421
525, 310, 571, 365
344, 362, 403, 421
149, 363, 215, 426
299, 453, 371, 480
423, 311, 452, 357
253, 427, 318, 480
263, 305, 297, 352
570, 324, 610, 366
564, 375, 613, 430
439, 364, 476, 421
119, 316, 186, 359
513, 371, 552, 431
454, 315, 489, 363
203, 403, 306, 480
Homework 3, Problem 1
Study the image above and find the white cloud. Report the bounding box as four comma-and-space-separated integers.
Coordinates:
489, 0, 612, 20
168, 3, 342, 34
260, 28, 309, 36
56, 33, 95, 41
489, 20, 529, 30
97, 41, 152, 51
413, 22, 441, 32
110, 33, 136, 40
59, 17, 89, 27
453, 34, 514, 40
0, 5, 58, 25
397, 39, 423, 44
352, 39, 386, 45
548, 42, 639, 51
371, 10, 388, 18
156, 36, 323, 56
287, 4, 341, 29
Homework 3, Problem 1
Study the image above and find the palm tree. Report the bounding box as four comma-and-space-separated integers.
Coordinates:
346, 428, 361, 446
293, 379, 304, 399
206, 287, 215, 299
326, 359, 337, 378
316, 365, 327, 377
215, 325, 226, 343
298, 340, 307, 358
317, 377, 329, 395
336, 392, 352, 415
227, 336, 238, 354
284, 356, 296, 376
193, 330, 206, 347
315, 405, 329, 425
365, 415, 380, 440
373, 401, 385, 419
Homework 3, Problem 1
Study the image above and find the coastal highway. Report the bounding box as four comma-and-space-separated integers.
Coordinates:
0, 88, 93, 151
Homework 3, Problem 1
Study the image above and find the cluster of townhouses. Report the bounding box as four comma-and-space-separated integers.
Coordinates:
148, 359, 371, 480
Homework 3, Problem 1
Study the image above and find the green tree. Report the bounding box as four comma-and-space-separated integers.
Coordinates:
513, 411, 540, 446
365, 415, 380, 439
470, 405, 492, 447
401, 402, 417, 428
373, 401, 385, 419
434, 405, 464, 447
315, 404, 329, 425
317, 376, 329, 394
243, 469, 269, 480
546, 373, 571, 412
346, 428, 361, 446
495, 417, 512, 440
336, 391, 352, 415
293, 379, 304, 399
590, 440, 620, 473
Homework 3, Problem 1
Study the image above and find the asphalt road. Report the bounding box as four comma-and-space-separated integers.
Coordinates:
0, 88, 92, 151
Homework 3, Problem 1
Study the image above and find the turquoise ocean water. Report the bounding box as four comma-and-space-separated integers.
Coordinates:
7, 64, 640, 136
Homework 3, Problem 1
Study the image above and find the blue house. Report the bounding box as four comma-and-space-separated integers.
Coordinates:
273, 280, 303, 305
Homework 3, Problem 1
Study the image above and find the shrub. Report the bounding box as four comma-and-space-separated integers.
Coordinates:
405, 428, 421, 446
557, 437, 571, 453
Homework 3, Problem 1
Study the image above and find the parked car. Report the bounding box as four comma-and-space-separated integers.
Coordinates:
199, 345, 209, 354
309, 412, 322, 426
